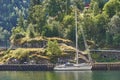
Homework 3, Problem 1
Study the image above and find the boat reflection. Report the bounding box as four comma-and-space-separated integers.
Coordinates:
53, 71, 92, 80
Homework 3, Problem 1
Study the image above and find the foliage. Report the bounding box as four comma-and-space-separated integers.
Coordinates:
108, 15, 120, 46
26, 23, 36, 38
0, 27, 10, 42
0, 48, 48, 63
28, 5, 46, 35
0, 0, 29, 31
11, 48, 29, 59
46, 40, 62, 56
42, 21, 62, 37
90, 0, 108, 9
75, 0, 84, 11
103, 0, 120, 18
108, 15, 120, 34
4, 0, 120, 63
62, 14, 75, 41
91, 53, 100, 60
113, 34, 120, 46
9, 0, 120, 50
10, 26, 25, 43
46, 40, 62, 63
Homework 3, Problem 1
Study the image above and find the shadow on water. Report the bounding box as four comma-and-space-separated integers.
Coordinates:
0, 71, 120, 80
92, 71, 120, 80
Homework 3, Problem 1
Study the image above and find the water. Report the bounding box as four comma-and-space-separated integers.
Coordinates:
0, 71, 120, 80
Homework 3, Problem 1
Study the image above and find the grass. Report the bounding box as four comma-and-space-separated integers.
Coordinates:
47, 37, 72, 43
0, 48, 48, 64
2, 36, 77, 64
13, 36, 72, 46
60, 44, 76, 52
0, 44, 77, 64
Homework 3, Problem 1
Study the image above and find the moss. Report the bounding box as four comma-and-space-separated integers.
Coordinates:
0, 54, 11, 63
7, 36, 80, 64
17, 36, 45, 45
0, 48, 48, 64
60, 45, 75, 52
12, 36, 72, 47
47, 37, 72, 43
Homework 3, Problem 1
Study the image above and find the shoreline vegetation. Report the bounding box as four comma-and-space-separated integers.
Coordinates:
0, 37, 83, 64
0, 36, 120, 65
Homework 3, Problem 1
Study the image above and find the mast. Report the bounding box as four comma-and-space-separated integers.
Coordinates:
74, 0, 91, 64
75, 5, 78, 64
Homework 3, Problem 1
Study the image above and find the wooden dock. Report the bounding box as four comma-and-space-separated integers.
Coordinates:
92, 63, 120, 70
0, 64, 54, 71
0, 63, 120, 71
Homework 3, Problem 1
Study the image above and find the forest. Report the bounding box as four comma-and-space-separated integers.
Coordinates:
11, 0, 120, 49
0, 0, 120, 63
0, 0, 29, 46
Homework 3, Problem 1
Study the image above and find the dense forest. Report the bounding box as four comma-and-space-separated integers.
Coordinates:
1, 0, 120, 50
12, 0, 120, 49
0, 0, 120, 64
0, 0, 29, 46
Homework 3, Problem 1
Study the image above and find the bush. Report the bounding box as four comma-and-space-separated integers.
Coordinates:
11, 48, 29, 59
46, 40, 62, 63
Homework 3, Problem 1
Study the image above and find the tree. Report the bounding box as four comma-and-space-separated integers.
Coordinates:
0, 0, 29, 31
93, 2, 99, 16
26, 23, 36, 38
62, 14, 75, 41
30, 0, 42, 6
81, 12, 108, 48
0, 27, 10, 47
108, 15, 120, 34
28, 5, 46, 35
103, 0, 120, 18
75, 0, 84, 11
108, 15, 120, 46
91, 0, 108, 9
46, 40, 62, 63
17, 13, 28, 32
89, 0, 102, 16
46, 0, 65, 17
94, 14, 108, 47
98, 0, 109, 9
42, 21, 62, 37
45, 0, 73, 21
10, 26, 25, 44
0, 27, 10, 41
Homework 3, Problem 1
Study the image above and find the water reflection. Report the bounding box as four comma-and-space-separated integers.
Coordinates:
50, 71, 92, 80
0, 71, 92, 80
0, 71, 120, 80
92, 71, 120, 80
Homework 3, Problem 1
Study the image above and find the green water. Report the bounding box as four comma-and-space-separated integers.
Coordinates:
0, 71, 120, 80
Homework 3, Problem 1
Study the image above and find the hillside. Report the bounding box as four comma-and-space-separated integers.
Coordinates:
1, 0, 120, 64
0, 37, 90, 64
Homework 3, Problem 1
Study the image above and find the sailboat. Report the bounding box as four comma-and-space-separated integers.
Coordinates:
54, 6, 92, 71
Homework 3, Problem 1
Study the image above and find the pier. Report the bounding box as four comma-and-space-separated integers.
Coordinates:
92, 63, 120, 70
0, 64, 54, 71
0, 63, 120, 71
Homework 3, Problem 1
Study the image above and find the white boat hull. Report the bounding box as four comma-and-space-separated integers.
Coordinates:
54, 63, 92, 71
